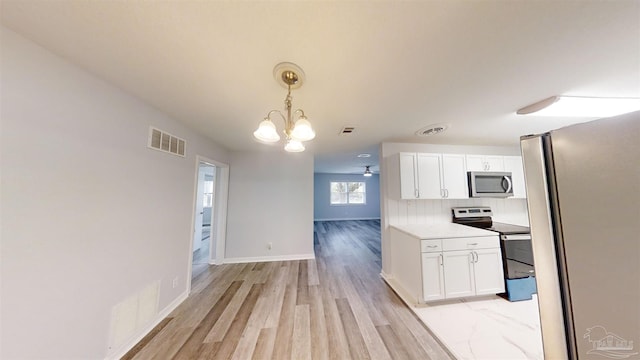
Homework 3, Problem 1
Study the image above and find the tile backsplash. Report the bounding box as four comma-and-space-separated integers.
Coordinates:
386, 198, 530, 227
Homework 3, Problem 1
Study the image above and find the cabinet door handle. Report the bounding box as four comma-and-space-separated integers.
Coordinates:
475, 252, 479, 263
445, 189, 449, 198
415, 189, 419, 198
469, 253, 474, 263
439, 254, 443, 266
427, 245, 438, 248
468, 242, 478, 246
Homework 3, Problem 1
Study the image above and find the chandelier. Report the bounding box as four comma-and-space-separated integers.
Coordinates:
253, 62, 316, 152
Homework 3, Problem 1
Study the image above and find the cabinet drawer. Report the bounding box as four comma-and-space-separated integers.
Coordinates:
421, 239, 443, 253
442, 236, 499, 251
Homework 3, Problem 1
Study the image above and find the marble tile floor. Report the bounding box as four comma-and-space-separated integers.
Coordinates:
412, 295, 543, 359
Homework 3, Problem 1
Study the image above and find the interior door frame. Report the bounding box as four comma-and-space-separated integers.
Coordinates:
186, 155, 229, 293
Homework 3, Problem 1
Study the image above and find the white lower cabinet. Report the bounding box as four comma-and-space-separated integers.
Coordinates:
420, 236, 505, 302
421, 252, 445, 301
388, 227, 504, 305
442, 250, 476, 298
473, 248, 507, 295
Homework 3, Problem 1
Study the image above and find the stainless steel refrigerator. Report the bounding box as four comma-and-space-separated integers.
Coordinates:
521, 111, 639, 359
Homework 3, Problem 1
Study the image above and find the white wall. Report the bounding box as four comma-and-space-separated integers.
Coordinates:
0, 28, 229, 359
379, 142, 530, 275
225, 151, 314, 262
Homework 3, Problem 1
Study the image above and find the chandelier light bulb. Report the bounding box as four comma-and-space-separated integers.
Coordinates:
284, 139, 305, 152
253, 119, 280, 143
290, 116, 316, 141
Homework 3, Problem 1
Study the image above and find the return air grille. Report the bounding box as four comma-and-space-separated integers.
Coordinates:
340, 126, 355, 135
148, 127, 186, 157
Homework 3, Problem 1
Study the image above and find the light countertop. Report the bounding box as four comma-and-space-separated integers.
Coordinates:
390, 223, 497, 240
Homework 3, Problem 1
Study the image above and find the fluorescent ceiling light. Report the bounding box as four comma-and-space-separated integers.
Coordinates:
517, 96, 640, 118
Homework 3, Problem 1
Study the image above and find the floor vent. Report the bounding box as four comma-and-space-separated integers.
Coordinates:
340, 126, 355, 135
148, 127, 186, 157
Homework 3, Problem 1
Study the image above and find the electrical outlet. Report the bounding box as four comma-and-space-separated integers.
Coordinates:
172, 277, 178, 288
267, 242, 272, 250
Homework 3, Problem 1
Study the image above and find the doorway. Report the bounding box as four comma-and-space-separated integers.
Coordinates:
192, 163, 215, 267
189, 156, 229, 288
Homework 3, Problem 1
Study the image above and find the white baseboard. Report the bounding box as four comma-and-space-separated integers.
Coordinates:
314, 217, 381, 221
380, 271, 421, 307
105, 290, 189, 360
223, 253, 315, 264
380, 270, 393, 281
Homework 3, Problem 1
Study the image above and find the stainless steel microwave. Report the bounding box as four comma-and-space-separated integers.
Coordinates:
468, 171, 514, 198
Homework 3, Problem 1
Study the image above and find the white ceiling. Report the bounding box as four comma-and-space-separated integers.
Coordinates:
2, 1, 639, 173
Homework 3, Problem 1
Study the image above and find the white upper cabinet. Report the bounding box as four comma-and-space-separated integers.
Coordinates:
503, 156, 527, 198
416, 153, 443, 199
397, 153, 468, 199
395, 152, 525, 200
466, 155, 505, 172
440, 154, 468, 199
399, 153, 419, 199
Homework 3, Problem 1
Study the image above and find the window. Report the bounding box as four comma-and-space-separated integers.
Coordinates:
203, 175, 214, 207
330, 182, 366, 205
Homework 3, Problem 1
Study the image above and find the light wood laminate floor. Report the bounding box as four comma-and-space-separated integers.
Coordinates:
124, 220, 454, 360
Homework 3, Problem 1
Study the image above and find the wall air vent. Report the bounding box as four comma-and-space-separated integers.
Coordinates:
148, 127, 186, 157
415, 123, 449, 137
340, 126, 355, 135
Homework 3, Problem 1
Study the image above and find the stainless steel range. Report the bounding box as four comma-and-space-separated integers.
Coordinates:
452, 206, 536, 301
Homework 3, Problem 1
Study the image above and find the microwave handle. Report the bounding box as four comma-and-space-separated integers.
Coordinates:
502, 176, 513, 193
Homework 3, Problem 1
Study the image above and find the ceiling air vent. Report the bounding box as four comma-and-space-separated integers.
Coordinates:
340, 126, 355, 135
148, 127, 186, 157
415, 123, 449, 137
